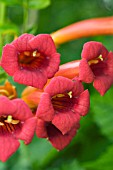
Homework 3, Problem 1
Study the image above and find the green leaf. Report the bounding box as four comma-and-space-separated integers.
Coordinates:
28, 0, 51, 9
0, 23, 19, 35
0, 67, 8, 83
83, 144, 113, 170
0, 0, 23, 6
91, 86, 113, 141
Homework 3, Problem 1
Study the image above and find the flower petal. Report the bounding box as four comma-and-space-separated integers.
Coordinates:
52, 111, 80, 134
45, 76, 74, 96
29, 34, 57, 55
0, 96, 16, 116
36, 93, 55, 121
79, 58, 95, 83
36, 119, 48, 138
13, 69, 47, 89
0, 135, 20, 162
47, 124, 79, 150
93, 75, 113, 96
12, 33, 34, 52
11, 98, 33, 120
81, 41, 108, 60
16, 117, 37, 144
1, 44, 19, 76
73, 90, 90, 116
72, 78, 84, 96
105, 52, 113, 75
46, 53, 60, 78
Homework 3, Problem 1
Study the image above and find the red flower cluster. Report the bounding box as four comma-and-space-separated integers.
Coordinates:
1, 33, 113, 161
36, 76, 90, 150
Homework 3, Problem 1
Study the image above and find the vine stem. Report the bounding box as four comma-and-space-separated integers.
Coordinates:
23, 0, 29, 33
0, 2, 6, 56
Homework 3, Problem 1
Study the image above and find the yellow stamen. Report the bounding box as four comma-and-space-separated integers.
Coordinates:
88, 54, 104, 66
68, 91, 72, 98
0, 89, 10, 96
88, 59, 99, 65
98, 54, 104, 61
4, 115, 19, 124
0, 122, 4, 126
32, 50, 37, 57
5, 115, 12, 123
11, 120, 20, 124
24, 51, 31, 56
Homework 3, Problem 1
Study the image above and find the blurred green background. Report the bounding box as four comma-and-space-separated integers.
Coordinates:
0, 0, 113, 169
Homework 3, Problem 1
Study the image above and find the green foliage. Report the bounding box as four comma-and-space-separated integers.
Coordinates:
0, 0, 51, 9
91, 86, 113, 141
28, 0, 51, 9
0, 23, 19, 35
0, 67, 8, 83
83, 144, 113, 170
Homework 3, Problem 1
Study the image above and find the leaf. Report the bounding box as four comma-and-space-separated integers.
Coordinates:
0, 67, 8, 83
0, 0, 22, 5
0, 23, 19, 35
83, 144, 113, 170
91, 86, 113, 141
28, 0, 51, 9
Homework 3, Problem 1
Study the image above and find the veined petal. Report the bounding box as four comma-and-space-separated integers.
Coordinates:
0, 135, 20, 162
46, 53, 60, 78
29, 34, 57, 55
81, 41, 108, 60
36, 119, 48, 138
1, 44, 19, 76
11, 98, 33, 120
52, 111, 80, 134
0, 96, 16, 116
93, 75, 113, 96
79, 58, 95, 83
12, 33, 34, 52
16, 117, 37, 144
45, 76, 74, 96
73, 90, 90, 116
13, 69, 47, 89
47, 124, 79, 150
72, 78, 84, 96
36, 93, 55, 121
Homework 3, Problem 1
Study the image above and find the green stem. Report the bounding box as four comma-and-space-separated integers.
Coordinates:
23, 0, 29, 33
0, 2, 5, 25
0, 2, 6, 56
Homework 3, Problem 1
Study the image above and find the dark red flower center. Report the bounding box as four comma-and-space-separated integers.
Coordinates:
18, 50, 46, 70
51, 91, 74, 111
0, 115, 21, 134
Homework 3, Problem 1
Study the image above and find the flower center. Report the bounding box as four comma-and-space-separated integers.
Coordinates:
0, 115, 20, 133
51, 91, 73, 111
18, 50, 45, 70
88, 54, 104, 66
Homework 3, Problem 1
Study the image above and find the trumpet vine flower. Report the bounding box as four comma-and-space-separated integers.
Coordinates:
36, 76, 90, 150
0, 96, 37, 162
1, 33, 60, 89
79, 41, 113, 95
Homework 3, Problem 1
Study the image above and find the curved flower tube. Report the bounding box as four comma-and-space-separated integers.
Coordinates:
1, 33, 60, 89
36, 76, 90, 150
51, 16, 113, 45
21, 86, 43, 114
0, 96, 37, 162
